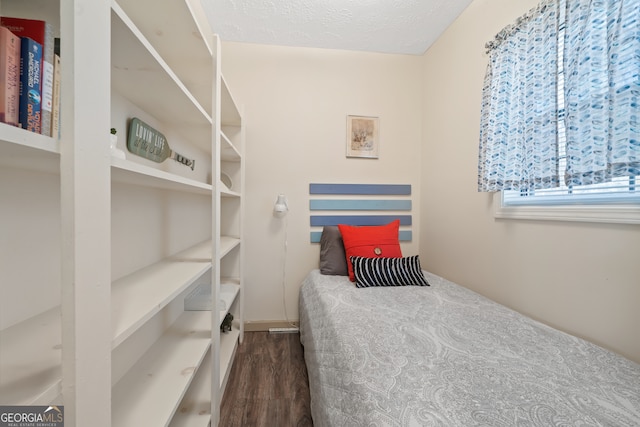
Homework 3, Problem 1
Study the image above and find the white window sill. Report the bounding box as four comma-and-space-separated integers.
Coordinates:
493, 193, 640, 225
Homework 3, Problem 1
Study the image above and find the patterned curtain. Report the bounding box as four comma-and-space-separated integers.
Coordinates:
478, 0, 561, 192
563, 0, 640, 186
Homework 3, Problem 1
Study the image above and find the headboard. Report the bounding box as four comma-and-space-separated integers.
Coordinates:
309, 183, 412, 243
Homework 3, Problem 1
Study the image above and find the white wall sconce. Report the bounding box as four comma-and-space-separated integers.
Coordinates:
273, 194, 289, 217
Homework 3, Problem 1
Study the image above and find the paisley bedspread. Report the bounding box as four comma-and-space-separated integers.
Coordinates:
298, 269, 640, 427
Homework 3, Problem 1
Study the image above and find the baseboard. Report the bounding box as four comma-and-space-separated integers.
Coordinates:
244, 320, 299, 332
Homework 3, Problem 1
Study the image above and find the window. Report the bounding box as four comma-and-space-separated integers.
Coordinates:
503, 18, 640, 208
480, 0, 640, 223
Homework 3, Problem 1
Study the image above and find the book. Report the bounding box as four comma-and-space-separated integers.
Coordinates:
0, 26, 21, 126
50, 53, 60, 139
19, 36, 42, 133
1, 17, 54, 136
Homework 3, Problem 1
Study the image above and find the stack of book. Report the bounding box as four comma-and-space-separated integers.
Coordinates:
0, 16, 60, 138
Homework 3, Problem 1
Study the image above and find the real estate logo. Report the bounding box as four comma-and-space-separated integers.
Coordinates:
0, 406, 63, 427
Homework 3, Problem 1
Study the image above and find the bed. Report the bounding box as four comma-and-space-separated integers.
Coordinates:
302, 184, 640, 426
299, 269, 640, 426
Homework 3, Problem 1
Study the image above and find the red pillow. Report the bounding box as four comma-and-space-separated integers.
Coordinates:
338, 220, 403, 281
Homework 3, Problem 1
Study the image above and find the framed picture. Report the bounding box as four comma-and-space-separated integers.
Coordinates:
346, 115, 379, 158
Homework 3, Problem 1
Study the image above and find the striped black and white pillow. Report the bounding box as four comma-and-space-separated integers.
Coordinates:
350, 255, 430, 288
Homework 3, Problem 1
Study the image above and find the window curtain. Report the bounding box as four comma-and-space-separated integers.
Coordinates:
563, 0, 640, 186
478, 0, 561, 192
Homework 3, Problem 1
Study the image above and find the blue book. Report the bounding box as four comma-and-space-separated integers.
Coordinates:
19, 36, 42, 133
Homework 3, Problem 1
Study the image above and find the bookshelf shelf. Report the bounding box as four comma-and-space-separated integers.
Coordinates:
172, 240, 213, 261
111, 157, 212, 195
219, 280, 240, 325
112, 311, 211, 427
220, 75, 242, 126
220, 131, 241, 162
219, 236, 241, 259
220, 186, 241, 198
0, 123, 59, 173
0, 307, 62, 406
0, 123, 59, 153
168, 348, 212, 427
111, 241, 212, 348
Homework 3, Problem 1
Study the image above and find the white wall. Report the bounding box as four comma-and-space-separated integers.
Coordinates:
420, 0, 640, 363
221, 42, 423, 324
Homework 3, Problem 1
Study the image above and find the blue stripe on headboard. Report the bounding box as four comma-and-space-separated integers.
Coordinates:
311, 230, 412, 243
309, 199, 411, 211
310, 215, 412, 226
309, 183, 411, 195
309, 183, 412, 243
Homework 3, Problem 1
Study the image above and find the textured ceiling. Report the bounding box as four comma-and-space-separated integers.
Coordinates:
207, 0, 474, 55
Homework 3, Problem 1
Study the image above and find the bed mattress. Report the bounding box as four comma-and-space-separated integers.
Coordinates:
298, 269, 640, 426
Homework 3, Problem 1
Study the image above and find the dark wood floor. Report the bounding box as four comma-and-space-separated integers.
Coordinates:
220, 331, 313, 427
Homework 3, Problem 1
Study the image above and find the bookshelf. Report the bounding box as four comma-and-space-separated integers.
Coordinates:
211, 33, 245, 427
0, 0, 68, 415
0, 1, 244, 426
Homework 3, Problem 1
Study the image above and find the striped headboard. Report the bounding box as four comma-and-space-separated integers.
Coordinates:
309, 183, 412, 243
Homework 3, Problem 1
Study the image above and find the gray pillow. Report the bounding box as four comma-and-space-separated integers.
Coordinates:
319, 226, 348, 276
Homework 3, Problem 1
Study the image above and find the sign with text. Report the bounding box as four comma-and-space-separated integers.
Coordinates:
0, 406, 64, 427
126, 117, 195, 170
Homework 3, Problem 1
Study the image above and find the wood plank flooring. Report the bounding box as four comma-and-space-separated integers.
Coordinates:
220, 331, 313, 427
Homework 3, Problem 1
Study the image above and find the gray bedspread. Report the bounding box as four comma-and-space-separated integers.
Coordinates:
298, 269, 640, 426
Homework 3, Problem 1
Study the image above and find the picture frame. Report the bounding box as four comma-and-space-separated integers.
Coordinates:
346, 115, 379, 158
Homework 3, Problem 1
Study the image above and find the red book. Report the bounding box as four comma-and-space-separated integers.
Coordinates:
0, 26, 21, 126
1, 17, 54, 135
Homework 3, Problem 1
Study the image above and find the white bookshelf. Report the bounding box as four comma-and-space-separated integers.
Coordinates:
0, 0, 66, 413
210, 33, 245, 427
0, 1, 243, 425
112, 311, 211, 427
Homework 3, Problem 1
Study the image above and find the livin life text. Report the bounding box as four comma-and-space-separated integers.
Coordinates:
132, 123, 166, 155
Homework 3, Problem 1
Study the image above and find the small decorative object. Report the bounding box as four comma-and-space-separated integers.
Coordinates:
221, 313, 233, 333
126, 117, 195, 170
346, 115, 379, 158
220, 172, 233, 190
109, 127, 126, 159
